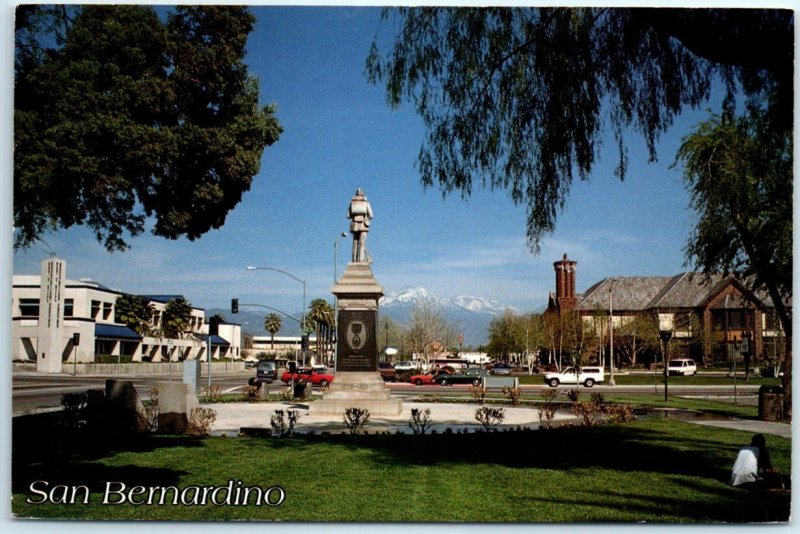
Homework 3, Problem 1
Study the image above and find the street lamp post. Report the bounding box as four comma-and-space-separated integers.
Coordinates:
731, 335, 740, 406
608, 277, 618, 386
333, 232, 347, 369
659, 329, 672, 402
246, 265, 307, 343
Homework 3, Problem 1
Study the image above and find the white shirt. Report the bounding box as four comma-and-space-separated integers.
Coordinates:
730, 446, 760, 486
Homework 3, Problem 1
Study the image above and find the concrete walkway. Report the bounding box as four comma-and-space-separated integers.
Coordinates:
687, 419, 792, 439
205, 401, 574, 436
204, 400, 792, 439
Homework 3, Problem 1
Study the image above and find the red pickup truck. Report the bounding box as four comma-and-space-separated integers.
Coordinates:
280, 367, 335, 387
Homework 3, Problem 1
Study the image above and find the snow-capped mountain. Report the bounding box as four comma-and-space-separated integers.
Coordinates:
379, 287, 515, 346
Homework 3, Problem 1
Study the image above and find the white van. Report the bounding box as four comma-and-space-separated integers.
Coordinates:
544, 367, 605, 388
668, 359, 697, 376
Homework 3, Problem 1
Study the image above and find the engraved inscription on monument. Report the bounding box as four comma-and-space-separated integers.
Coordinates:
337, 310, 376, 372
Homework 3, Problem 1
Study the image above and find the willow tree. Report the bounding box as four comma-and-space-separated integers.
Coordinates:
677, 109, 792, 419
368, 8, 791, 246
15, 5, 282, 251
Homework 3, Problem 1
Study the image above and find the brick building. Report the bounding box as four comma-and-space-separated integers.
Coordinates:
545, 254, 787, 365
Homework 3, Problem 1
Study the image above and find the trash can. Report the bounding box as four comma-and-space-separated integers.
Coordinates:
293, 381, 309, 399
758, 385, 784, 421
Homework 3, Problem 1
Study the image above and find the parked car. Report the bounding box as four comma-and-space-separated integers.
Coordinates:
255, 361, 277, 383
436, 368, 490, 386
544, 366, 605, 387
491, 362, 513, 375
394, 361, 419, 372
409, 369, 451, 386
378, 362, 397, 382
244, 358, 259, 369
668, 359, 697, 376
281, 367, 335, 387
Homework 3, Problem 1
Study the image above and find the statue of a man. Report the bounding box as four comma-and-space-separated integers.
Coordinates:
348, 188, 373, 263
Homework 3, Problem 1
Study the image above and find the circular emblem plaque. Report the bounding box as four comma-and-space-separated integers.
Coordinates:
346, 320, 367, 351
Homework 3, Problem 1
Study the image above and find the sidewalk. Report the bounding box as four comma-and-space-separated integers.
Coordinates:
205, 401, 574, 436
204, 399, 793, 439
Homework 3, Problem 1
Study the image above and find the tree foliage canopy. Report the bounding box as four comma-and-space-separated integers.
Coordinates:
367, 7, 792, 250
114, 293, 155, 337
676, 109, 792, 338
15, 5, 282, 251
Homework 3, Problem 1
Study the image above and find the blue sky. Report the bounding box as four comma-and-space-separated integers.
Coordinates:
9, 5, 729, 318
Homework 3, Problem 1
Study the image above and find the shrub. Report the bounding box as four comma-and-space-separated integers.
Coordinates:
396, 371, 414, 383
566, 389, 581, 403
270, 409, 301, 437
502, 386, 522, 406
244, 384, 261, 402
571, 401, 602, 427
475, 406, 505, 432
203, 385, 222, 401
590, 392, 605, 406
187, 407, 217, 437
468, 385, 486, 404
602, 403, 637, 424
343, 407, 371, 435
279, 387, 293, 402
538, 388, 559, 430
409, 408, 432, 435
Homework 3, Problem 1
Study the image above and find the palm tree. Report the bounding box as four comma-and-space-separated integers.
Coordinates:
264, 313, 282, 350
307, 299, 334, 364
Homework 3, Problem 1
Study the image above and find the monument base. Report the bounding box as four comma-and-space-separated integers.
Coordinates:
309, 372, 402, 416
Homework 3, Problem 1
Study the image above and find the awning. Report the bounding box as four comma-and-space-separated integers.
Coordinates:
95, 324, 142, 341
196, 334, 230, 347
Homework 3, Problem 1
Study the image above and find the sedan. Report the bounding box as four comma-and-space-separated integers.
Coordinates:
280, 367, 335, 387
436, 368, 490, 386
409, 370, 451, 386
491, 363, 513, 375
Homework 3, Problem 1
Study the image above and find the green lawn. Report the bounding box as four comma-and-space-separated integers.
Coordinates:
517, 373, 780, 386
12, 413, 790, 522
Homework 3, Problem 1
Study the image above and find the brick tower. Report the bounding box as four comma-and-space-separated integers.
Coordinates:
554, 253, 578, 314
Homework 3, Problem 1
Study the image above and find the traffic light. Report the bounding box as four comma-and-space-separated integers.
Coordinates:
72, 333, 80, 346
231, 298, 239, 314
301, 334, 309, 350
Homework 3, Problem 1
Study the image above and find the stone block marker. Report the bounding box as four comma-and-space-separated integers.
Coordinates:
105, 379, 146, 431
157, 381, 200, 434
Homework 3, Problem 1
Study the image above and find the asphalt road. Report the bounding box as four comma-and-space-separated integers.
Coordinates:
12, 370, 761, 416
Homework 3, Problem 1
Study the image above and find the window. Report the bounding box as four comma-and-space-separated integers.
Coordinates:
18, 298, 39, 317
64, 299, 74, 317
712, 309, 754, 331
103, 302, 113, 320
91, 300, 101, 319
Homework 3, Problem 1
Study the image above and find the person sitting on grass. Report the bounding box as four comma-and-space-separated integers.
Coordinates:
730, 434, 773, 487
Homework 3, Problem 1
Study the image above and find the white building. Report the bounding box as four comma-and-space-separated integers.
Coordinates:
11, 258, 241, 371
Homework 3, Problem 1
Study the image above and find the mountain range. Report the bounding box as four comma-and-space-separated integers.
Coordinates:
210, 287, 515, 347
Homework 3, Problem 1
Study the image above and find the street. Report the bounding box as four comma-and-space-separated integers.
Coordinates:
12, 370, 762, 416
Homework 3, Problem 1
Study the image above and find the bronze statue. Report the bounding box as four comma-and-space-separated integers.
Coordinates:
348, 188, 373, 263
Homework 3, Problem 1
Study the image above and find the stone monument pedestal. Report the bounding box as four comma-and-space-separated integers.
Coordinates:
309, 261, 402, 416
309, 372, 401, 416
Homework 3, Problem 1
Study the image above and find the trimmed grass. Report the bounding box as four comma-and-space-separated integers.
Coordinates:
517, 374, 780, 386
12, 413, 790, 522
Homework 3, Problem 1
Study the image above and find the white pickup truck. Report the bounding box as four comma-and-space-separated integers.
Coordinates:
544, 366, 605, 388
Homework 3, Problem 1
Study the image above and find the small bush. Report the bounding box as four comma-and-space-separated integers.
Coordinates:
502, 386, 522, 406
590, 392, 605, 406
203, 385, 222, 401
468, 385, 486, 405
475, 406, 505, 431
571, 401, 602, 427
270, 409, 301, 437
602, 403, 637, 424
187, 407, 217, 437
343, 407, 371, 435
409, 408, 432, 435
279, 387, 293, 402
538, 388, 559, 430
244, 385, 261, 402
566, 389, 581, 403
